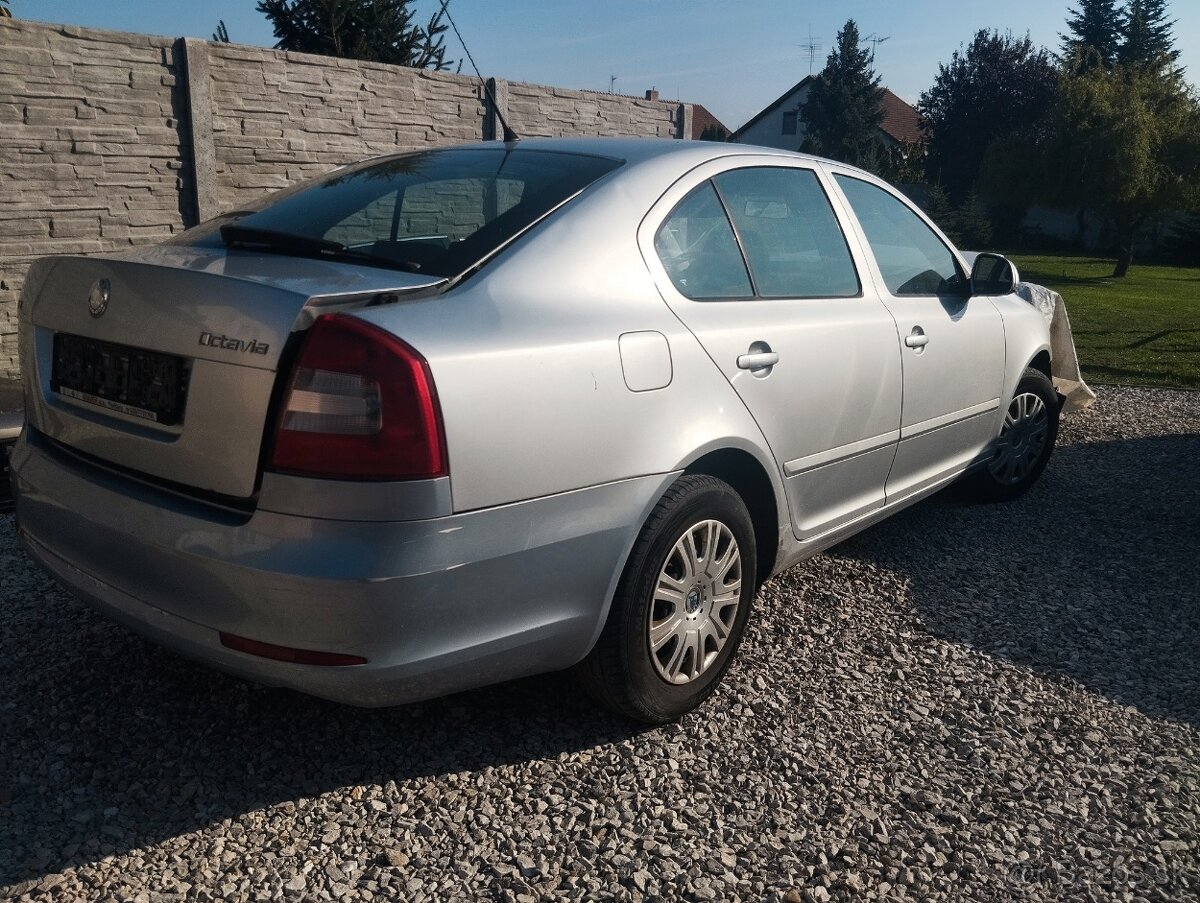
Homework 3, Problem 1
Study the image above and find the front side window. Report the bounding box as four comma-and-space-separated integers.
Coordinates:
714, 167, 859, 298
654, 182, 752, 300
835, 175, 965, 297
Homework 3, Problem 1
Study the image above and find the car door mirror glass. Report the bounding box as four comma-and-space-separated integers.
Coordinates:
970, 253, 1019, 296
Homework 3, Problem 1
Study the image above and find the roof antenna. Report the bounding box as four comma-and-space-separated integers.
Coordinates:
860, 33, 891, 61
801, 25, 823, 75
437, 0, 519, 143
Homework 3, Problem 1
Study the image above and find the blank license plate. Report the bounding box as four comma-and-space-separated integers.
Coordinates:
52, 333, 188, 425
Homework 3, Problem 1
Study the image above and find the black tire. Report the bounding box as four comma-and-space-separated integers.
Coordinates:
967, 367, 1060, 502
577, 474, 757, 724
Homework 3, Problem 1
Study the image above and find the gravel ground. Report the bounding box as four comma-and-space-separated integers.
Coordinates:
1, 385, 1197, 902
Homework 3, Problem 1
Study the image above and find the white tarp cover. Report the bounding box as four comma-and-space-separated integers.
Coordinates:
1015, 282, 1097, 414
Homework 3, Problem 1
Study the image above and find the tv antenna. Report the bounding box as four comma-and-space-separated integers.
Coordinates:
861, 33, 891, 60
800, 26, 823, 74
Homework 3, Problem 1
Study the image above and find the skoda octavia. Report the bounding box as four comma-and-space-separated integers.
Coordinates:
13, 139, 1059, 722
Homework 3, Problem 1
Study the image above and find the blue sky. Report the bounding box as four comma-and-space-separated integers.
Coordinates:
16, 0, 1200, 130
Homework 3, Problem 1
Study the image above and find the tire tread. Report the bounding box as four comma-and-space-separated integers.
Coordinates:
577, 474, 753, 723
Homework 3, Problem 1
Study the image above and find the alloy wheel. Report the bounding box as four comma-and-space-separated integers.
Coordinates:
647, 519, 742, 685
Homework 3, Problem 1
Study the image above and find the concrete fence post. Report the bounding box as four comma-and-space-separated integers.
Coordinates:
180, 38, 219, 224
677, 103, 693, 140
484, 77, 509, 141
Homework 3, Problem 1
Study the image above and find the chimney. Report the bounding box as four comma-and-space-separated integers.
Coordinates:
645, 88, 660, 101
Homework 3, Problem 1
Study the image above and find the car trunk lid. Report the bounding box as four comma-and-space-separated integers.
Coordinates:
21, 245, 444, 499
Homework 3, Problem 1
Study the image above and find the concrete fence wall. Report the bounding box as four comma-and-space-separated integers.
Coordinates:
0, 19, 692, 378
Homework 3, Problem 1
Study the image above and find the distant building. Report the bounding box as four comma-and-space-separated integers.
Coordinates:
732, 75, 922, 151
643, 89, 730, 141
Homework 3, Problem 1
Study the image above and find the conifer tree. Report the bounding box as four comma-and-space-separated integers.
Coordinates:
257, 0, 449, 69
799, 20, 884, 169
1061, 0, 1124, 71
1118, 0, 1179, 68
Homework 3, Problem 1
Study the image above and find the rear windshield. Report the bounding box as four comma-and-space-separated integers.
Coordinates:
183, 147, 623, 278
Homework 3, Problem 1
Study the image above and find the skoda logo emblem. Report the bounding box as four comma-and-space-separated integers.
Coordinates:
87, 279, 110, 318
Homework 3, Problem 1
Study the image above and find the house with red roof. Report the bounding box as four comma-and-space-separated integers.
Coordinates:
641, 89, 731, 141
732, 75, 922, 151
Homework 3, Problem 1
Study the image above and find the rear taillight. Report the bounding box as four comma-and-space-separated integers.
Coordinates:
269, 314, 447, 480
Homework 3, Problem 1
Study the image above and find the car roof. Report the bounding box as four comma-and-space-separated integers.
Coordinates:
484, 136, 820, 164
372, 136, 857, 172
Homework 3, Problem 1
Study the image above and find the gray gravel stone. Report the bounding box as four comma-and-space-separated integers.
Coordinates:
0, 386, 1198, 902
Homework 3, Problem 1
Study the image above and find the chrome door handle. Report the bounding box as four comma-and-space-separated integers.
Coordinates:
904, 328, 928, 349
737, 351, 780, 370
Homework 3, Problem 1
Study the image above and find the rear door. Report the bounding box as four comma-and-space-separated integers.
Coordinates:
828, 170, 1006, 500
640, 157, 902, 541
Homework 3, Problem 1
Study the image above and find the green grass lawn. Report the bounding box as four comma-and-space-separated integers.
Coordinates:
1010, 254, 1200, 388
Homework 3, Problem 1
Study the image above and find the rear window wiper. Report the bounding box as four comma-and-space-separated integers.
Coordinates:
219, 225, 425, 273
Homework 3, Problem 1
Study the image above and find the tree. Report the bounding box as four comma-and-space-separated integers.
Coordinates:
799, 19, 884, 169
1034, 62, 1200, 275
1061, 0, 1124, 71
213, 20, 231, 43
876, 141, 926, 186
1160, 212, 1200, 265
0, 0, 11, 18
920, 30, 1059, 205
1118, 0, 1179, 68
920, 185, 994, 248
257, 0, 449, 69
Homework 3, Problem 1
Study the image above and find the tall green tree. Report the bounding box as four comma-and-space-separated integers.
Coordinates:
1118, 0, 1179, 68
1033, 62, 1200, 276
257, 0, 449, 69
799, 19, 883, 169
920, 30, 1059, 205
1061, 0, 1124, 71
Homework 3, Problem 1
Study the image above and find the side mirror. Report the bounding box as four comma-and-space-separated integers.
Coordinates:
970, 253, 1019, 296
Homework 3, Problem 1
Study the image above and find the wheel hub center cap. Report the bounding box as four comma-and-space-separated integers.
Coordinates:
685, 587, 703, 615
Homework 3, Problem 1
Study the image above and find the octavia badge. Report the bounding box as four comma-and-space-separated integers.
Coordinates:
87, 279, 111, 318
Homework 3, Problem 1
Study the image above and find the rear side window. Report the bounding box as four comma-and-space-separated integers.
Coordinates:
654, 182, 752, 300
714, 167, 859, 298
187, 148, 622, 278
835, 175, 965, 296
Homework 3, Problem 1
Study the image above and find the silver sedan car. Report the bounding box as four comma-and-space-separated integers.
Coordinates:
13, 138, 1058, 722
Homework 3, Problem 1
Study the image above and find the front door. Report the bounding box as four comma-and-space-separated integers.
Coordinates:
829, 171, 1006, 500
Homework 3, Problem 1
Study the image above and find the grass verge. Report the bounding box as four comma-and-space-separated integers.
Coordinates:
1010, 254, 1200, 388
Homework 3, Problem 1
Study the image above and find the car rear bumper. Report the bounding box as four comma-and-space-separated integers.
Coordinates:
12, 430, 673, 706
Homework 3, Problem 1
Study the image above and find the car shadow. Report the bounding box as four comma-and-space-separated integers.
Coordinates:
0, 593, 650, 887
826, 432, 1200, 732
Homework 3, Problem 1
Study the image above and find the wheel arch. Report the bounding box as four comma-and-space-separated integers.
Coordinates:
1028, 348, 1052, 380
680, 446, 781, 588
